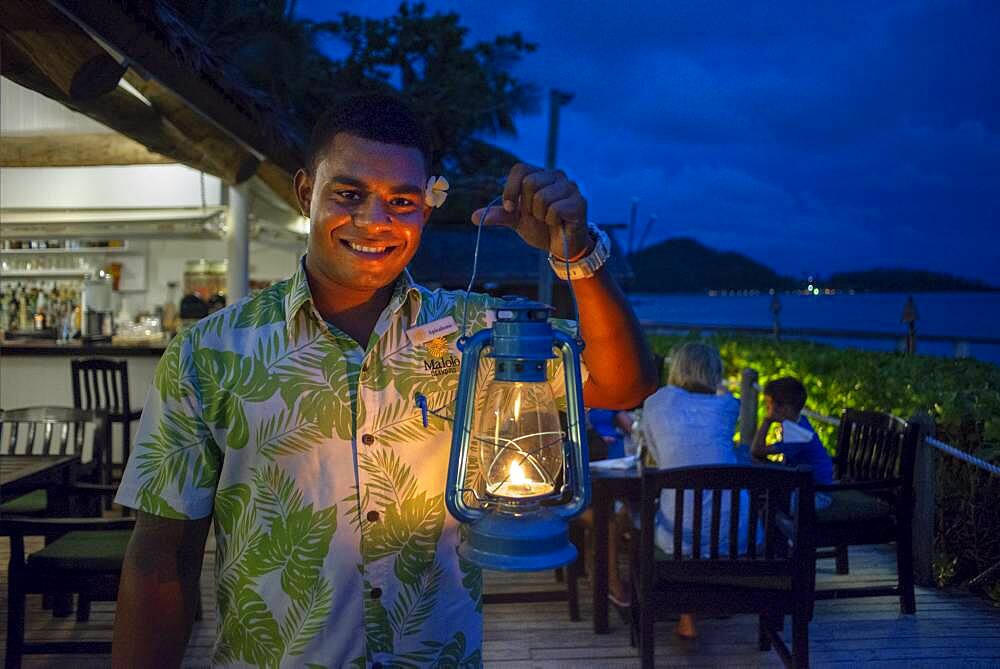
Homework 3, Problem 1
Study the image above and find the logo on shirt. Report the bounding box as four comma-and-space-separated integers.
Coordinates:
425, 336, 450, 359
423, 337, 460, 376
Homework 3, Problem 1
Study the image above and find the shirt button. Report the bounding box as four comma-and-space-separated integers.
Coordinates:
366, 510, 380, 523
361, 434, 375, 446
370, 587, 383, 600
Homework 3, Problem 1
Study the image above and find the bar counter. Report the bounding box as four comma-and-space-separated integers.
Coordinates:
0, 338, 168, 357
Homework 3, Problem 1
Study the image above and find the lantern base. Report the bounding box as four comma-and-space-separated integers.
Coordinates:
459, 507, 577, 572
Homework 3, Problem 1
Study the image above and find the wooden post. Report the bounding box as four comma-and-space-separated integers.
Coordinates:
910, 412, 936, 587
902, 296, 918, 355
739, 368, 760, 448
770, 294, 782, 340
226, 183, 250, 303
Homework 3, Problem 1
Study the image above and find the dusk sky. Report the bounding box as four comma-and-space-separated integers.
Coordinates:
298, 1, 999, 284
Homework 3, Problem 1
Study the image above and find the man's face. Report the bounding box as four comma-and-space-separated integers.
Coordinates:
297, 133, 430, 292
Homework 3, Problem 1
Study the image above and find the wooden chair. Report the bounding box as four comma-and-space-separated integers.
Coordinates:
815, 410, 918, 613
3, 500, 134, 668
70, 357, 142, 479
0, 409, 132, 668
0, 407, 110, 516
631, 464, 817, 669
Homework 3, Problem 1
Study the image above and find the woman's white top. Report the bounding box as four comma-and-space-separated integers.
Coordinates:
640, 385, 748, 557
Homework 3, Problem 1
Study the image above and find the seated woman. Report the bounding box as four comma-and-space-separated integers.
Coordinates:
636, 342, 744, 639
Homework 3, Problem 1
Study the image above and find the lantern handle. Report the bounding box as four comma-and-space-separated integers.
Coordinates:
551, 330, 591, 520
446, 329, 493, 524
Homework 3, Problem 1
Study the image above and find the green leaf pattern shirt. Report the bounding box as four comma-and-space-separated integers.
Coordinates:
116, 260, 581, 668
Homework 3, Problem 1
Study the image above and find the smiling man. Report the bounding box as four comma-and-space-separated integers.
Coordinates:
111, 94, 656, 668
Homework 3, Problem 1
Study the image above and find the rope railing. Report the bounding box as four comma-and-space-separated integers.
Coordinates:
925, 436, 1000, 478
801, 408, 841, 427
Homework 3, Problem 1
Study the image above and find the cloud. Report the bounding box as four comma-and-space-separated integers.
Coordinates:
299, 0, 1000, 282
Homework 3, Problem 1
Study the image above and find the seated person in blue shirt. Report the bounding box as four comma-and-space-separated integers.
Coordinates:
750, 376, 834, 491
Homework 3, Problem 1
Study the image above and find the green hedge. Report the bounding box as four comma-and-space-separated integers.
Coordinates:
648, 334, 1000, 598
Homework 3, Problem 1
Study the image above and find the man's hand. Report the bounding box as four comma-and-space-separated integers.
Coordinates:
472, 163, 592, 260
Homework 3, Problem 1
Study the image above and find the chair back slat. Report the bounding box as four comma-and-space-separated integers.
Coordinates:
747, 491, 760, 559
25, 422, 39, 454
691, 488, 703, 559
672, 489, 684, 558
709, 489, 722, 559
103, 368, 114, 412
728, 487, 741, 559
57, 421, 70, 455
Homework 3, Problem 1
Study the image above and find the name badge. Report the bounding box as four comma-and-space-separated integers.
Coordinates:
406, 316, 459, 346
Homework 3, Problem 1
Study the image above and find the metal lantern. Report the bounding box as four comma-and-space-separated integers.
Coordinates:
445, 297, 590, 571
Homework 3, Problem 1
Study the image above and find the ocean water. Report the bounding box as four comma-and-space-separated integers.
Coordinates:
628, 291, 1000, 365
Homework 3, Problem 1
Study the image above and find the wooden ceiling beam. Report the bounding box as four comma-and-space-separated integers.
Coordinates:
256, 161, 300, 214
1, 40, 258, 187
0, 133, 173, 167
50, 0, 303, 175
122, 72, 259, 185
0, 0, 125, 100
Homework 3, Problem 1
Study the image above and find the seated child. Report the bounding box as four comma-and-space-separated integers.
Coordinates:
751, 377, 834, 496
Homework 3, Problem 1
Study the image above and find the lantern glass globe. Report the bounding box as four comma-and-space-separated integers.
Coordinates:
473, 379, 564, 502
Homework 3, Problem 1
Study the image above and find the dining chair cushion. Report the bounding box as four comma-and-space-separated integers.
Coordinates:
816, 489, 892, 525
27, 529, 131, 572
0, 489, 48, 515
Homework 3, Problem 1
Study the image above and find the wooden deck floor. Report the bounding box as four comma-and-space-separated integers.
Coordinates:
2, 536, 999, 668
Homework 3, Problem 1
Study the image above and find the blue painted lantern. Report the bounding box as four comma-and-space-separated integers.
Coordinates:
445, 297, 590, 571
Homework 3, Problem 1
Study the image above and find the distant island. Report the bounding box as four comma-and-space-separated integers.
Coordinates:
628, 238, 796, 292
626, 238, 996, 293
827, 269, 997, 293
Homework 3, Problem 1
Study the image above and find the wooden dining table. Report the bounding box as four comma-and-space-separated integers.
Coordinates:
589, 465, 643, 634
0, 454, 80, 510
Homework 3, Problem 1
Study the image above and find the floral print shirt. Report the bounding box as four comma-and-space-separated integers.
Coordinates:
116, 260, 578, 668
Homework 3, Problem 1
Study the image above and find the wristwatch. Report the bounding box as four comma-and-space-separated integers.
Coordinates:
548, 222, 611, 280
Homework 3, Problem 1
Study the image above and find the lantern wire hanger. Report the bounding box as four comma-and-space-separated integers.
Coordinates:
416, 190, 585, 429
459, 192, 583, 340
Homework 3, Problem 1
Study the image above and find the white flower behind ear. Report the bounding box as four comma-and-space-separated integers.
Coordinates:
425, 176, 449, 208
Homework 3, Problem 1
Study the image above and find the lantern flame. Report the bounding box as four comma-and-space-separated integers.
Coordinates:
509, 460, 528, 485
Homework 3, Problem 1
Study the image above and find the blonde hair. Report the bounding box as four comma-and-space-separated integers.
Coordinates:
667, 342, 722, 394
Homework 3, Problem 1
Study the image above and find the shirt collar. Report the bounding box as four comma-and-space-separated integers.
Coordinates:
285, 256, 423, 337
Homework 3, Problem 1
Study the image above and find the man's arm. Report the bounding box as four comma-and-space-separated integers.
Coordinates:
112, 511, 211, 669
572, 265, 658, 409
474, 163, 659, 410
